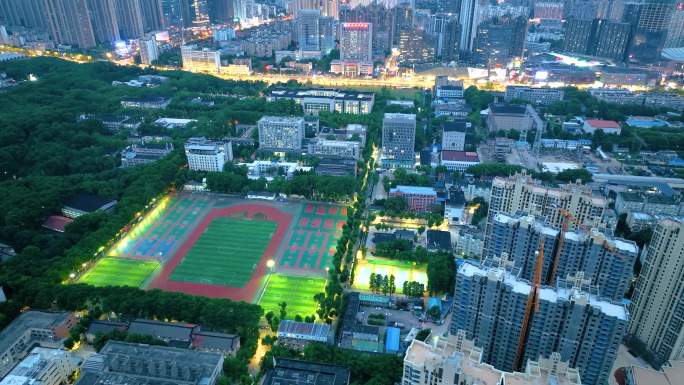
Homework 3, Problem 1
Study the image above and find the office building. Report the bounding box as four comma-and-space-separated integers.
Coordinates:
564, 18, 594, 54
258, 116, 305, 151
451, 262, 628, 385
505, 86, 564, 106
266, 88, 375, 115
472, 15, 527, 67
319, 16, 335, 53
181, 45, 221, 73
87, 0, 119, 43
440, 151, 480, 172
0, 311, 76, 378
459, 0, 487, 53
121, 96, 170, 109
486, 104, 544, 139
398, 29, 436, 64
487, 212, 638, 300
485, 172, 607, 254
340, 22, 372, 62
441, 120, 468, 151
623, 0, 677, 63
564, 18, 630, 61
184, 137, 233, 172
629, 218, 684, 365
121, 140, 173, 168
115, 0, 145, 39
139, 36, 158, 65
0, 347, 76, 385
389, 186, 437, 212
297, 9, 322, 52
307, 138, 361, 159
79, 341, 224, 385
403, 332, 581, 385
277, 321, 331, 350
43, 0, 96, 48
263, 358, 349, 385
381, 113, 416, 168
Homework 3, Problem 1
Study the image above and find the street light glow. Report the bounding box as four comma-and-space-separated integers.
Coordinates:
266, 259, 275, 268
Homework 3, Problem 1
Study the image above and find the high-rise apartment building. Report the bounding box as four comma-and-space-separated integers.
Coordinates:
0, 0, 48, 30
116, 0, 145, 39
208, 0, 234, 24
140, 0, 164, 31
484, 172, 606, 254
44, 0, 96, 48
472, 15, 527, 67
564, 18, 594, 53
139, 36, 158, 64
487, 212, 638, 300
629, 218, 684, 365
381, 113, 416, 168
340, 22, 372, 62
258, 116, 306, 151
623, 0, 677, 62
398, 29, 436, 64
181, 44, 221, 72
451, 262, 629, 385
665, 6, 684, 48
459, 0, 490, 54
403, 332, 581, 385
564, 18, 630, 61
87, 0, 120, 43
184, 137, 233, 172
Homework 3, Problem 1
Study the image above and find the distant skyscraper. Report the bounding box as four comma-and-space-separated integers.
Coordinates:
392, 3, 413, 46
565, 0, 599, 19
116, 0, 145, 39
597, 0, 626, 20
297, 9, 321, 51
192, 0, 210, 26
340, 22, 372, 61
564, 18, 594, 54
592, 19, 631, 61
44, 0, 96, 48
319, 16, 335, 53
458, 0, 489, 53
0, 0, 47, 30
87, 0, 120, 43
629, 218, 684, 365
140, 0, 165, 31
398, 29, 436, 64
451, 262, 629, 385
665, 5, 684, 48
623, 0, 677, 62
381, 113, 416, 168
472, 15, 527, 67
208, 0, 234, 24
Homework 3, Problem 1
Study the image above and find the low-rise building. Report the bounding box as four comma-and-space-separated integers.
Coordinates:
434, 84, 465, 102
0, 347, 77, 385
85, 321, 128, 344
276, 320, 330, 350
316, 158, 357, 177
486, 103, 543, 138
128, 319, 198, 348
181, 45, 221, 73
434, 103, 472, 117
505, 85, 564, 106
258, 116, 305, 151
307, 138, 361, 159
263, 358, 350, 385
0, 311, 76, 378
441, 151, 480, 172
121, 140, 174, 168
330, 60, 373, 77
184, 137, 233, 172
154, 118, 197, 129
441, 120, 470, 151
615, 192, 683, 216
403, 332, 581, 385
582, 119, 621, 135
78, 341, 224, 385
191, 331, 240, 356
62, 194, 117, 219
121, 96, 171, 109
389, 186, 438, 212
266, 88, 375, 115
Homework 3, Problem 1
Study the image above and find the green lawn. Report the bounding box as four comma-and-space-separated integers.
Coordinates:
78, 257, 159, 287
259, 274, 326, 319
170, 217, 277, 287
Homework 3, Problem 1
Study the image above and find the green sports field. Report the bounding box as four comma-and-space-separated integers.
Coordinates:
170, 217, 277, 287
78, 257, 160, 287
258, 274, 326, 319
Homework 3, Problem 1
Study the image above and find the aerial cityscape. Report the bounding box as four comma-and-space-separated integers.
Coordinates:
0, 0, 684, 385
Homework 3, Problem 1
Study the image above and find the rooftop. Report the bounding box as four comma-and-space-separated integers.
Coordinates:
426, 230, 451, 250
441, 120, 470, 132
585, 119, 620, 129
263, 358, 350, 385
442, 151, 479, 162
268, 88, 374, 101
629, 360, 684, 385
489, 103, 527, 115
390, 185, 437, 196
191, 330, 240, 352
128, 319, 197, 342
42, 215, 74, 233
277, 320, 330, 340
63, 194, 116, 213
0, 311, 72, 354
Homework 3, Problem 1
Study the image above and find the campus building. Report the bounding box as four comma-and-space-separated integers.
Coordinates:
120, 96, 171, 109
266, 88, 375, 115
441, 120, 469, 151
485, 172, 606, 255
121, 141, 173, 168
381, 113, 416, 168
277, 320, 331, 350
263, 358, 350, 385
78, 341, 224, 385
181, 45, 221, 73
258, 116, 305, 151
62, 194, 117, 219
629, 218, 684, 365
486, 104, 543, 139
307, 138, 361, 160
451, 262, 628, 385
440, 151, 480, 173
139, 36, 158, 65
184, 137, 233, 172
504, 86, 564, 106
0, 311, 76, 378
0, 347, 76, 385
389, 186, 437, 213
487, 212, 638, 300
403, 331, 581, 385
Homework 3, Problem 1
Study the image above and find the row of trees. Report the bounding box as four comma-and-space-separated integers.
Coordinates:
368, 273, 396, 296
402, 281, 425, 298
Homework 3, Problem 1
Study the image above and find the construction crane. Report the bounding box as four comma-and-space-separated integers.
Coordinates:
514, 238, 546, 370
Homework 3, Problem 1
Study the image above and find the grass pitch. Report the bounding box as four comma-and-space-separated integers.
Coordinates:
170, 217, 277, 287
352, 257, 427, 294
259, 274, 326, 319
79, 257, 159, 287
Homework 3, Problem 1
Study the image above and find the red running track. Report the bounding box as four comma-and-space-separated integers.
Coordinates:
149, 204, 292, 302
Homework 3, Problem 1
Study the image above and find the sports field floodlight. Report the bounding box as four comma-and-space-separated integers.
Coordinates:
69, 273, 76, 279
266, 259, 275, 269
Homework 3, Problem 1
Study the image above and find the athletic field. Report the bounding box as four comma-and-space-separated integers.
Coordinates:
169, 217, 277, 286
258, 274, 326, 319
78, 257, 159, 287
352, 257, 427, 294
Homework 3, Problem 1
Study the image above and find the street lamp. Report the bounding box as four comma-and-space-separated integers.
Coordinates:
266, 259, 275, 270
